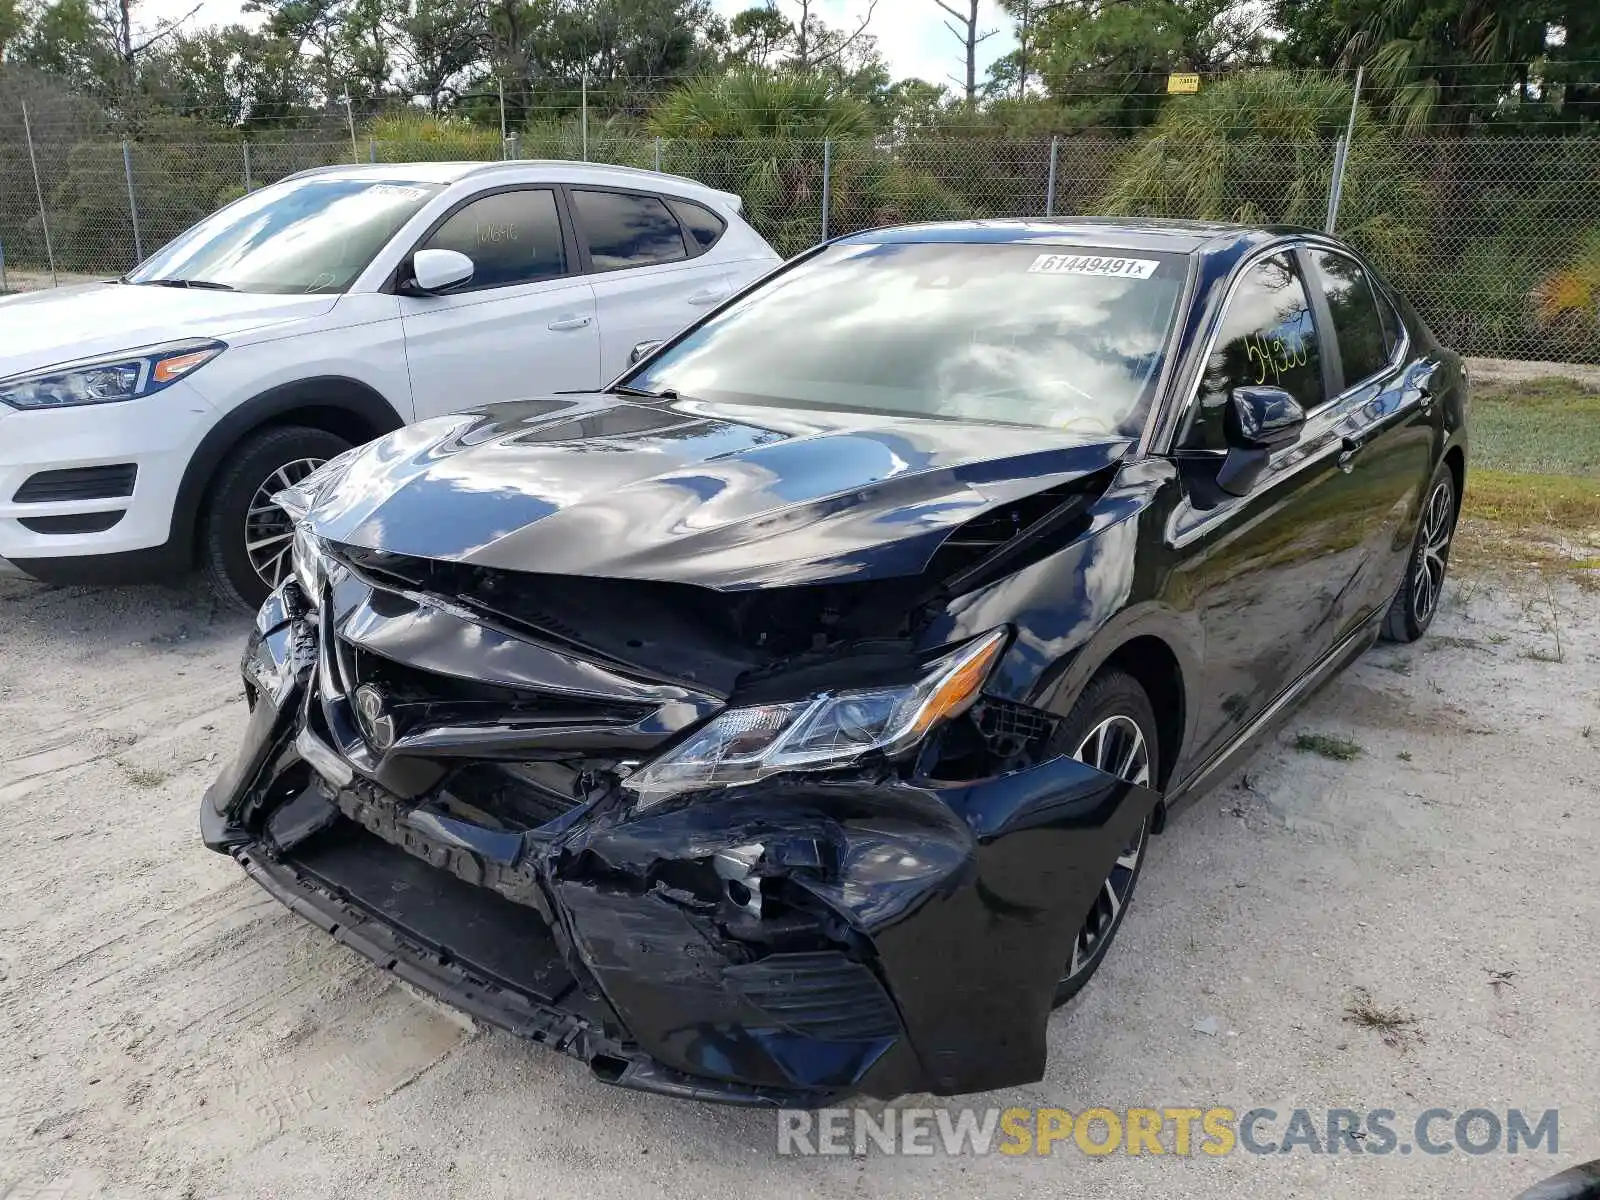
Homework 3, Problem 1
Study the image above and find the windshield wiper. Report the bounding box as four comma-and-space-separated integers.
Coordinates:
609, 383, 680, 400
140, 278, 236, 291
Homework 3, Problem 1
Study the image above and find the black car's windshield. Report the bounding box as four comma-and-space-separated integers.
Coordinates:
127, 177, 443, 295
628, 240, 1187, 435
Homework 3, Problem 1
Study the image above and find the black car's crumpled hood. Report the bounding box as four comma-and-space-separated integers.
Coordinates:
303, 393, 1131, 589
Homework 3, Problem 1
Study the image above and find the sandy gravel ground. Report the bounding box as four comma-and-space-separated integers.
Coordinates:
1, 569, 1596, 1200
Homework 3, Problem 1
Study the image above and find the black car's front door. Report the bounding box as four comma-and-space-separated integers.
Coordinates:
1165, 249, 1373, 770
1301, 246, 1440, 640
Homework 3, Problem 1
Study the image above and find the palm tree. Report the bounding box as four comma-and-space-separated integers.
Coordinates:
1099, 70, 1428, 271
648, 67, 874, 140
647, 69, 866, 252
1338, 0, 1551, 132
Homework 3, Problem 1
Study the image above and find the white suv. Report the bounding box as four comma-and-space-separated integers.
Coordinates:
0, 160, 782, 606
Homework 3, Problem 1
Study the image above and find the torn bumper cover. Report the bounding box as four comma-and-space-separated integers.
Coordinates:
202, 583, 1161, 1105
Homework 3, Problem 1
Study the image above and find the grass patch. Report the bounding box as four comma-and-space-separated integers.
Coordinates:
1462, 469, 1600, 532
1459, 379, 1600, 585
1343, 987, 1425, 1051
1292, 732, 1363, 761
1472, 378, 1600, 478
119, 762, 170, 789
1455, 472, 1600, 588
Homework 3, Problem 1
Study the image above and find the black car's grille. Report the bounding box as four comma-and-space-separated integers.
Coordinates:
724, 952, 902, 1041
14, 464, 137, 503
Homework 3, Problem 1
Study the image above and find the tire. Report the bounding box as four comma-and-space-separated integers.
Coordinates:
1381, 462, 1457, 644
200, 426, 351, 611
1050, 669, 1160, 1006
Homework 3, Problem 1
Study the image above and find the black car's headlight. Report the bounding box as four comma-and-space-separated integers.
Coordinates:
0, 339, 225, 410
628, 628, 1008, 809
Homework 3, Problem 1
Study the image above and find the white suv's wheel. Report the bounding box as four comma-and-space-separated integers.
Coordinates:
201, 426, 351, 610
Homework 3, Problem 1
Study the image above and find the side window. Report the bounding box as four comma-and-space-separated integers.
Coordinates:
421, 189, 565, 289
666, 197, 727, 255
1311, 250, 1390, 387
1377, 285, 1404, 356
1184, 253, 1325, 451
571, 189, 688, 270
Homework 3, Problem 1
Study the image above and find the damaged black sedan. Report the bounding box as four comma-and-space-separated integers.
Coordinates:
202, 219, 1467, 1104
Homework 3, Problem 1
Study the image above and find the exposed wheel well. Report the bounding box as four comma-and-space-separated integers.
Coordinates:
1100, 636, 1185, 795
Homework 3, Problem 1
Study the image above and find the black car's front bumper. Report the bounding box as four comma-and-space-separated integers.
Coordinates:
202, 588, 1161, 1105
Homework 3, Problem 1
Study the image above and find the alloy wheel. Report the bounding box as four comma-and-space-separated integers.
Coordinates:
1063, 714, 1151, 984
243, 458, 325, 590
1412, 477, 1455, 626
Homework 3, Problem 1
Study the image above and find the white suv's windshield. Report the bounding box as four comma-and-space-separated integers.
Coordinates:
127, 176, 443, 295
628, 240, 1187, 436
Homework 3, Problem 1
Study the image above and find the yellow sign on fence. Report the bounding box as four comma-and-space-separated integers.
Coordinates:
1167, 73, 1201, 94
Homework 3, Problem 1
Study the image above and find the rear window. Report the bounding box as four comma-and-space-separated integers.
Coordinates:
1312, 250, 1391, 388
667, 198, 727, 254
629, 241, 1187, 436
572, 190, 688, 270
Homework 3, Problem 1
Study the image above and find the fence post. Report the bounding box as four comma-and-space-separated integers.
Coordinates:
1324, 136, 1347, 234
820, 139, 832, 241
1045, 136, 1059, 217
581, 75, 588, 162
506, 132, 521, 160
654, 135, 662, 173
1326, 65, 1363, 235
369, 139, 377, 164
243, 141, 253, 193
122, 142, 144, 265
21, 103, 57, 287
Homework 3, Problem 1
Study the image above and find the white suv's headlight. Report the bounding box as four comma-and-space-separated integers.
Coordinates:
628, 628, 1008, 809
0, 339, 225, 410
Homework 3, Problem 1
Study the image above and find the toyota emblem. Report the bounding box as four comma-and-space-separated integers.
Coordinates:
354, 684, 396, 751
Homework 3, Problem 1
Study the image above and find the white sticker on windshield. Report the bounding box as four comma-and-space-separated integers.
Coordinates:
1028, 253, 1159, 279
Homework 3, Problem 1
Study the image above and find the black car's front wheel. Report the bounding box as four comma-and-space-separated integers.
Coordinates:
1051, 669, 1158, 1006
1382, 462, 1458, 643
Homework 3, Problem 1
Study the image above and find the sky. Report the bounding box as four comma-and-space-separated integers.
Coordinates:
140, 0, 1019, 90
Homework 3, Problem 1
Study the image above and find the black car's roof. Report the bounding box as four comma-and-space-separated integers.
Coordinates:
834, 217, 1307, 256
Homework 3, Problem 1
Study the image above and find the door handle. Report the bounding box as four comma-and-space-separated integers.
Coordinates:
547, 314, 591, 331
686, 288, 728, 305
1337, 436, 1363, 473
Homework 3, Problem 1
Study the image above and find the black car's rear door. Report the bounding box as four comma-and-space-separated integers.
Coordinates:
1299, 245, 1439, 639
1165, 248, 1373, 769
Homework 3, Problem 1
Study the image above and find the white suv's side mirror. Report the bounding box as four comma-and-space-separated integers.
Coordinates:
410, 248, 474, 293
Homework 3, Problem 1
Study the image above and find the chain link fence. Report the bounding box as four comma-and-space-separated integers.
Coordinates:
3, 130, 1599, 364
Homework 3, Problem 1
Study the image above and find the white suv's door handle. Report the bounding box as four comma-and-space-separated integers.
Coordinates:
686, 288, 728, 306
547, 314, 592, 331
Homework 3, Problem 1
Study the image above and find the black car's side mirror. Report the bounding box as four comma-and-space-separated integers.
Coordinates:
1217, 385, 1306, 497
